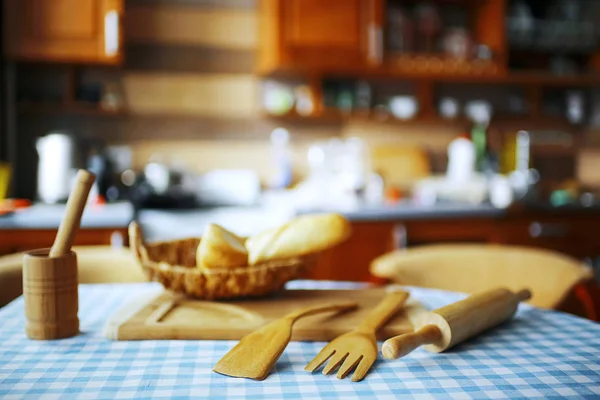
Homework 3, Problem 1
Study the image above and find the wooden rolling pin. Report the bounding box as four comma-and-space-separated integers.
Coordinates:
382, 287, 531, 359
49, 170, 96, 258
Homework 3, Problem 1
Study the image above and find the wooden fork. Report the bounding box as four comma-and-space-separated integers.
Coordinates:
305, 290, 409, 382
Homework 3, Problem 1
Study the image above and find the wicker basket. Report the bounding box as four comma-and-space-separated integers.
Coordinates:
128, 222, 316, 300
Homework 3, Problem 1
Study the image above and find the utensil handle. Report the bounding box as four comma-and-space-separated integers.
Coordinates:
515, 289, 532, 302
381, 324, 442, 360
286, 302, 357, 323
357, 290, 409, 333
49, 170, 95, 258
128, 221, 145, 261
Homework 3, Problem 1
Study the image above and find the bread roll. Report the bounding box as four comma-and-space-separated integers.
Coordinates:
196, 223, 248, 270
246, 213, 351, 265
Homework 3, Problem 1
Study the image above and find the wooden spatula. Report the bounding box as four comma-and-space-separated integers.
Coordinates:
305, 290, 409, 382
213, 301, 357, 381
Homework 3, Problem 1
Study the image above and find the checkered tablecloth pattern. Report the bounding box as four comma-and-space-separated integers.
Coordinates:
1, 282, 599, 399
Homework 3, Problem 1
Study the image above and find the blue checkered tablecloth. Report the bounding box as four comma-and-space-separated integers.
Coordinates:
0, 281, 599, 399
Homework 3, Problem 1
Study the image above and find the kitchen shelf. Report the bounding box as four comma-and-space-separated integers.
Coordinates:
385, 54, 501, 78
379, 70, 600, 86
259, 109, 344, 123
262, 65, 600, 87
263, 108, 472, 126
17, 101, 128, 116
491, 114, 577, 128
262, 108, 585, 131
503, 72, 600, 87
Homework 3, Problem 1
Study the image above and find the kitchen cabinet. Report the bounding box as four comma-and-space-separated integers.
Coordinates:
258, 0, 383, 74
3, 0, 123, 64
0, 227, 128, 256
307, 218, 497, 282
306, 218, 498, 282
307, 213, 600, 282
258, 0, 504, 77
403, 218, 497, 246
497, 216, 600, 260
308, 222, 397, 283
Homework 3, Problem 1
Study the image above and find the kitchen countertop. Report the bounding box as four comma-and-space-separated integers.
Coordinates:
0, 202, 292, 239
137, 205, 294, 242
296, 201, 506, 222
2, 199, 598, 238
136, 202, 512, 241
0, 202, 135, 230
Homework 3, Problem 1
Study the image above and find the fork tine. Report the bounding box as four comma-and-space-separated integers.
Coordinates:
304, 345, 335, 372
351, 356, 375, 382
336, 354, 363, 379
322, 351, 348, 375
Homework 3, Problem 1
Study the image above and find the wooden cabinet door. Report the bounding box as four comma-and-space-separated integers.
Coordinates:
3, 0, 123, 64
307, 222, 398, 282
0, 227, 129, 255
404, 218, 497, 246
498, 217, 600, 259
280, 0, 383, 70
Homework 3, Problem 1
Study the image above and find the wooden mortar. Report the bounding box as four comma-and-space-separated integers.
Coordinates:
22, 170, 95, 340
23, 249, 79, 339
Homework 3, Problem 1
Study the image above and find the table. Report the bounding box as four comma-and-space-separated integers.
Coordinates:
1, 282, 599, 399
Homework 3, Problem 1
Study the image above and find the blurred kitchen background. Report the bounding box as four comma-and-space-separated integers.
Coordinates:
1, 0, 600, 284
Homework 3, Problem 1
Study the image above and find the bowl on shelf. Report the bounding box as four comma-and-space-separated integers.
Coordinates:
389, 96, 418, 120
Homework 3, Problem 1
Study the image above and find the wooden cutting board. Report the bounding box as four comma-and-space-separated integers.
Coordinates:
105, 289, 426, 341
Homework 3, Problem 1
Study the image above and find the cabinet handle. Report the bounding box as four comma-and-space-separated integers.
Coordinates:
105, 10, 120, 56
368, 24, 383, 65
392, 223, 407, 250
110, 231, 124, 248
528, 222, 569, 238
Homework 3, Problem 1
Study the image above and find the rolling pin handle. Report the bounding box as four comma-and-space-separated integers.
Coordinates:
381, 324, 442, 360
515, 289, 532, 302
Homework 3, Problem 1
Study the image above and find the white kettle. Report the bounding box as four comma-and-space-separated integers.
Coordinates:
36, 132, 77, 203
446, 136, 475, 183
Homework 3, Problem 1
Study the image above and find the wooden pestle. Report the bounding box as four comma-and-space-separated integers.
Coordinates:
382, 288, 531, 360
49, 170, 96, 258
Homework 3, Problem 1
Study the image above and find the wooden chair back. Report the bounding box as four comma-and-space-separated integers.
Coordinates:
370, 244, 594, 309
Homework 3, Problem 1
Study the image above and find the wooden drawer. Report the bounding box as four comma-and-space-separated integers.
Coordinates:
499, 218, 600, 258
307, 222, 396, 282
0, 228, 129, 255
404, 218, 497, 245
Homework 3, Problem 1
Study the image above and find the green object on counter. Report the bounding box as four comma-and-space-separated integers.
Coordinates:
337, 89, 354, 113
0, 163, 11, 201
550, 190, 574, 207
471, 123, 487, 171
